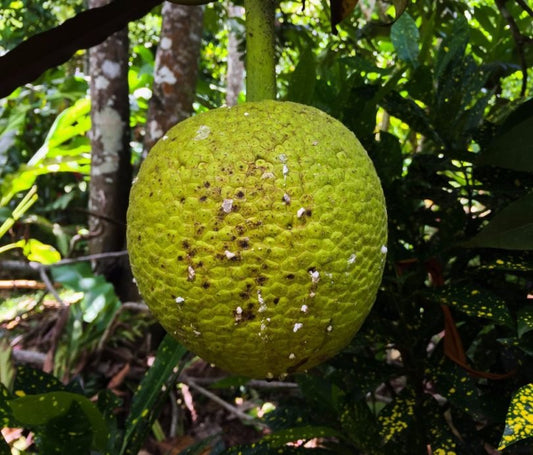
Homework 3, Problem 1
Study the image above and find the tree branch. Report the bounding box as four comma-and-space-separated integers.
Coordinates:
0, 0, 162, 98
495, 0, 532, 97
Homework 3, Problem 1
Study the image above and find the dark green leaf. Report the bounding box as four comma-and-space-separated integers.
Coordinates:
120, 334, 187, 455
391, 13, 419, 68
37, 400, 93, 455
435, 16, 469, 78
13, 365, 65, 395
499, 384, 533, 450
479, 98, 533, 172
435, 284, 513, 327
464, 192, 533, 250
287, 47, 316, 105
381, 91, 442, 145
8, 391, 109, 451
517, 307, 533, 338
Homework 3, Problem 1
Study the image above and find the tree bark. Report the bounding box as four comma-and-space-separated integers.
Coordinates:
88, 0, 133, 300
143, 3, 204, 155
226, 2, 245, 106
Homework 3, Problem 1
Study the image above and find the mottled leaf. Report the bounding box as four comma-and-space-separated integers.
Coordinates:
8, 391, 108, 451
330, 0, 359, 34
436, 284, 513, 327
499, 384, 533, 450
13, 365, 65, 395
378, 389, 416, 443
391, 13, 419, 67
435, 16, 469, 78
464, 193, 533, 250
517, 307, 533, 338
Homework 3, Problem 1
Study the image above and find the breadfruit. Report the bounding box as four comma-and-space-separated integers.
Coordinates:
127, 100, 387, 378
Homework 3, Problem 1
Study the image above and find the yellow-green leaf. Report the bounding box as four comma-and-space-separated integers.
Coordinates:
499, 384, 533, 450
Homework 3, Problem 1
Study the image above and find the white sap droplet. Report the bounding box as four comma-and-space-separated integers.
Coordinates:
283, 193, 291, 204
193, 330, 201, 336
309, 270, 320, 284
175, 297, 185, 304
309, 291, 316, 298
261, 322, 267, 331
297, 207, 306, 218
278, 154, 287, 163
381, 245, 388, 254
326, 325, 333, 332
188, 266, 196, 281
293, 322, 303, 333
301, 304, 308, 313
222, 199, 233, 213
261, 172, 275, 179
312, 140, 319, 146
194, 125, 211, 140
348, 253, 357, 264
224, 250, 237, 260
283, 164, 289, 177
244, 112, 250, 116
289, 353, 296, 360
235, 306, 243, 314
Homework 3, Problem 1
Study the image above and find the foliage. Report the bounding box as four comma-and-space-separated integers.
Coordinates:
1, 0, 533, 454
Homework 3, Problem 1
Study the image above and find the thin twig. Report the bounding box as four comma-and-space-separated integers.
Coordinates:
38, 266, 66, 307
182, 376, 269, 429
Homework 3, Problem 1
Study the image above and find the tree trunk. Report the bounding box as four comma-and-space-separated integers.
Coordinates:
226, 3, 245, 106
143, 3, 204, 155
88, 0, 133, 300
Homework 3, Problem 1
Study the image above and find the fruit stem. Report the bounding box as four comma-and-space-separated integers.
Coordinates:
244, 0, 276, 101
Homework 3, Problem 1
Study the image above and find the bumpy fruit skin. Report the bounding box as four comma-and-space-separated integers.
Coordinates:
127, 100, 387, 378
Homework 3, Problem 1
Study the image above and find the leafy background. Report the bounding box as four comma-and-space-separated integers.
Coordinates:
1, 0, 533, 454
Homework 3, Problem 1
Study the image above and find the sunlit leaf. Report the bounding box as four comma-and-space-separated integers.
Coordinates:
499, 384, 533, 450
14, 238, 61, 264
391, 12, 419, 68
464, 192, 533, 250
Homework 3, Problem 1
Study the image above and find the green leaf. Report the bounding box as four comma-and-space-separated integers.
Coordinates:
464, 192, 533, 250
8, 391, 109, 451
391, 13, 419, 68
120, 334, 187, 455
499, 384, 533, 450
435, 284, 513, 327
14, 238, 61, 264
287, 47, 316, 105
479, 98, 533, 172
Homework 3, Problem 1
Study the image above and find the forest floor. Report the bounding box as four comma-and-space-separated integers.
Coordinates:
0, 284, 298, 454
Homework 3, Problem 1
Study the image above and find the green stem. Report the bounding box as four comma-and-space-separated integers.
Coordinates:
244, 0, 276, 101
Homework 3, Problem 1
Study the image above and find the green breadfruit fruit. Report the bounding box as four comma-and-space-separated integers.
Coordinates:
127, 100, 387, 379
